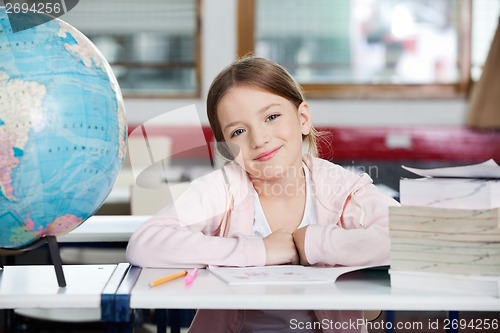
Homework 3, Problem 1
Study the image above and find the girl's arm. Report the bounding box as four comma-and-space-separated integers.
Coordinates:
126, 175, 267, 268
299, 183, 399, 267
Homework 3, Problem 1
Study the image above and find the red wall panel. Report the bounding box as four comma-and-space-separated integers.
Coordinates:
128, 125, 500, 163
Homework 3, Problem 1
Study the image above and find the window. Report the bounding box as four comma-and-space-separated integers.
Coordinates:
238, 0, 497, 99
64, 0, 201, 98
471, 0, 500, 81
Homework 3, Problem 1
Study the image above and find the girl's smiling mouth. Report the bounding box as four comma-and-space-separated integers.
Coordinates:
254, 146, 282, 161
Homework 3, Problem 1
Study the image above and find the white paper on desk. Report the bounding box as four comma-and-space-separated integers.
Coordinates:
207, 265, 377, 285
402, 159, 500, 179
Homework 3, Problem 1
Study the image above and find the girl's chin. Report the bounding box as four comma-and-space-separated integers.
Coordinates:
245, 164, 290, 180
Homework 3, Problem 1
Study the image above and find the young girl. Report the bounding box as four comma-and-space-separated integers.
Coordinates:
126, 56, 399, 333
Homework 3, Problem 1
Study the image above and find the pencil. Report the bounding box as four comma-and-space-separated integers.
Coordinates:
149, 270, 188, 287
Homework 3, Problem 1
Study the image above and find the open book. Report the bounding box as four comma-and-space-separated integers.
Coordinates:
402, 158, 500, 179
207, 265, 385, 285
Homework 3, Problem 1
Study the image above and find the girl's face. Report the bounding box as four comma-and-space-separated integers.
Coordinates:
217, 86, 312, 181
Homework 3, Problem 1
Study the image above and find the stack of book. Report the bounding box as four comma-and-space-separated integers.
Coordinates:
389, 159, 500, 297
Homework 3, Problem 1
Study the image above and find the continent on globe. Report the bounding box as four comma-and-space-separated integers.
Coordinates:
0, 71, 46, 202
0, 7, 127, 248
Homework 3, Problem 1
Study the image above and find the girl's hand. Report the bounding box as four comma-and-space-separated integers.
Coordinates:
292, 226, 310, 266
263, 229, 299, 265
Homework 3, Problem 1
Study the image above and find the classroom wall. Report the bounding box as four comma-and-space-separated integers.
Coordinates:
123, 0, 469, 127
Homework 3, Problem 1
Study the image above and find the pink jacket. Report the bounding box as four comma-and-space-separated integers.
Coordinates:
126, 155, 399, 332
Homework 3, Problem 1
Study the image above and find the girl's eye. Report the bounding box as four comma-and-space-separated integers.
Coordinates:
266, 114, 280, 121
230, 128, 245, 138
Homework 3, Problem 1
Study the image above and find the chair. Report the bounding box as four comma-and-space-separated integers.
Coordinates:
130, 182, 191, 215
364, 310, 382, 321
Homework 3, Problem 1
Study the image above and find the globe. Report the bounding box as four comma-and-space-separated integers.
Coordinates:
0, 8, 127, 248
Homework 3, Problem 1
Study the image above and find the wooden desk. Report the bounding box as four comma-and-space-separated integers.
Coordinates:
0, 265, 116, 309
2, 265, 498, 332
57, 215, 149, 243
55, 216, 148, 270
125, 267, 500, 333
129, 268, 500, 312
0, 264, 133, 332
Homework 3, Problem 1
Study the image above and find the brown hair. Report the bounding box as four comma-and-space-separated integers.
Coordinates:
207, 56, 320, 159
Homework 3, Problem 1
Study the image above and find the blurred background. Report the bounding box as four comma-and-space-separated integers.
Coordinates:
57, 0, 500, 210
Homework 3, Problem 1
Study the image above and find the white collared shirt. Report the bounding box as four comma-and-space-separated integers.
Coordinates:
253, 163, 317, 237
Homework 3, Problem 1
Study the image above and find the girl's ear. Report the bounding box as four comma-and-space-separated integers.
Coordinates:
298, 102, 313, 136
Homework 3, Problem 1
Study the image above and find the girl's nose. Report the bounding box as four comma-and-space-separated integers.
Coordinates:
250, 127, 270, 149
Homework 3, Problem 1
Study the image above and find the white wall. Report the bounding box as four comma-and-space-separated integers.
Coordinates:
124, 0, 469, 127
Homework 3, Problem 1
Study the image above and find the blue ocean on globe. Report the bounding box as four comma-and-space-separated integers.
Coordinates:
0, 7, 127, 248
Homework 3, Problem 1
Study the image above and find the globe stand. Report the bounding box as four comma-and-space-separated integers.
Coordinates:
0, 236, 66, 287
